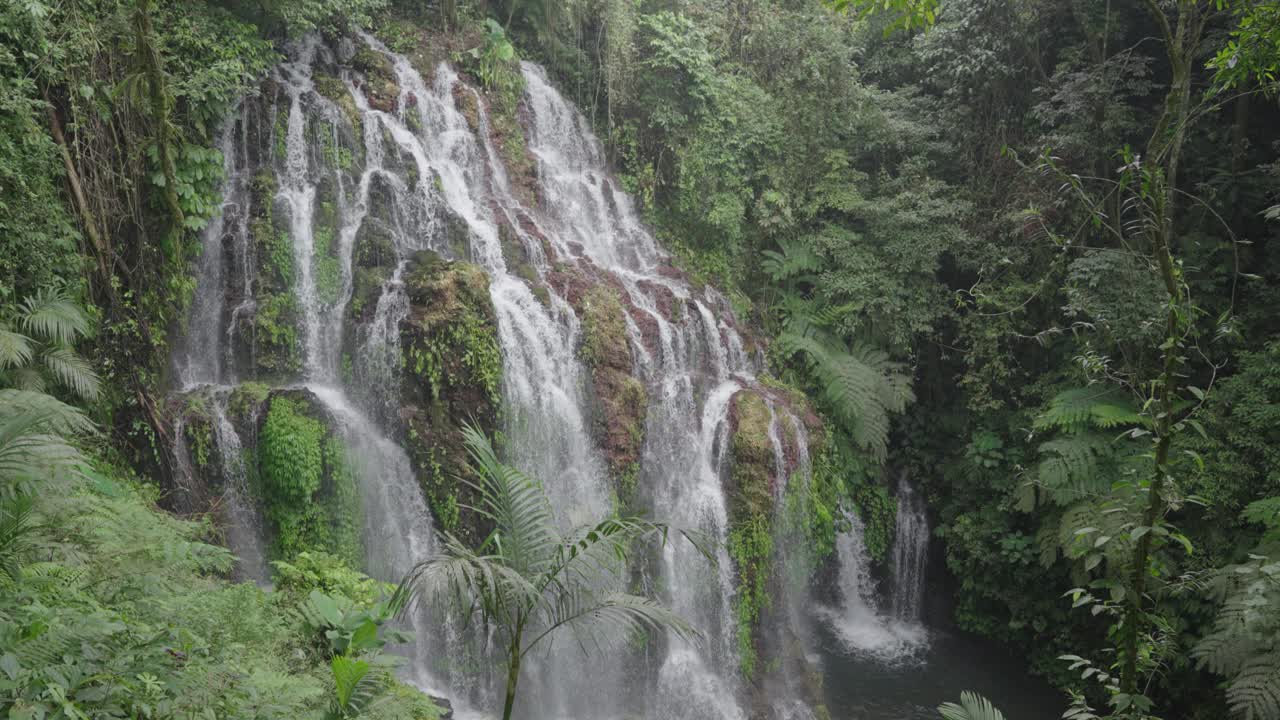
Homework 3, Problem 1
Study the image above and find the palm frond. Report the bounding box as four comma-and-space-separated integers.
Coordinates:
0, 390, 95, 496
938, 692, 1008, 720
0, 389, 96, 435
41, 346, 101, 400
20, 287, 91, 346
7, 366, 47, 394
0, 327, 33, 370
396, 534, 542, 628
328, 655, 382, 720
529, 589, 698, 657
460, 425, 559, 576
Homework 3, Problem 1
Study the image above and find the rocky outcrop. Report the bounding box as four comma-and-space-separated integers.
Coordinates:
399, 249, 502, 544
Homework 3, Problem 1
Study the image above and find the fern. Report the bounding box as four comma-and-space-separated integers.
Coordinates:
761, 239, 823, 282
1035, 433, 1116, 504
1193, 500, 1280, 720
1034, 387, 1142, 433
776, 327, 912, 460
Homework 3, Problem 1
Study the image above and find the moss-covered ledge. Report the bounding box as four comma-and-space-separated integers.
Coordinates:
399, 249, 502, 545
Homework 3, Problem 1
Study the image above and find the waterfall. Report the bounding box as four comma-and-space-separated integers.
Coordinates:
209, 392, 271, 584
824, 513, 927, 663
890, 474, 929, 621
173, 30, 821, 718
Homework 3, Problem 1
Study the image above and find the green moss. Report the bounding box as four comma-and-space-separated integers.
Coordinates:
323, 436, 363, 566
576, 285, 649, 503
228, 381, 270, 418
257, 395, 364, 564
269, 228, 294, 287
351, 44, 400, 112
579, 286, 629, 367
851, 482, 897, 563
313, 72, 363, 138
273, 105, 289, 160
259, 397, 326, 559
254, 292, 301, 374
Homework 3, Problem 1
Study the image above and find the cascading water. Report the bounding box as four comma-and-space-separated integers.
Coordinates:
174, 29, 827, 719
208, 393, 270, 584
890, 474, 929, 621
824, 514, 928, 663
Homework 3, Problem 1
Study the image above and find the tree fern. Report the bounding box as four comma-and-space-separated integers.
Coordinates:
1034, 386, 1143, 433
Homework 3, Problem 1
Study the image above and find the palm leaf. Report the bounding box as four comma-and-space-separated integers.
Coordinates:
459, 425, 559, 577
0, 390, 95, 497
7, 367, 47, 394
328, 655, 382, 720
529, 589, 698, 657
0, 327, 33, 370
41, 346, 101, 400
938, 692, 1008, 720
20, 288, 91, 345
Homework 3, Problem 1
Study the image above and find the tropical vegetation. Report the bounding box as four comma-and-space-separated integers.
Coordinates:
3, 0, 1280, 718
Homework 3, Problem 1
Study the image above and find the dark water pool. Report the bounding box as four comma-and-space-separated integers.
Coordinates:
813, 622, 1065, 720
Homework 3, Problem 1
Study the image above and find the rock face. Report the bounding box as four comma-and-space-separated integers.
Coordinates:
399, 249, 502, 544
726, 388, 833, 720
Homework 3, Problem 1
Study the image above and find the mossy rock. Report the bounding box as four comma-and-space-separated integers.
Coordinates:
726, 389, 779, 680
399, 249, 501, 545
352, 45, 400, 113
728, 390, 775, 524
312, 71, 363, 136
576, 285, 648, 503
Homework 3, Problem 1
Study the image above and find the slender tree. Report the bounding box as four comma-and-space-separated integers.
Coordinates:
396, 426, 706, 720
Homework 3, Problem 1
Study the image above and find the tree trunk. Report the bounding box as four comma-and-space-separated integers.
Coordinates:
1118, 0, 1207, 696
502, 620, 525, 720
